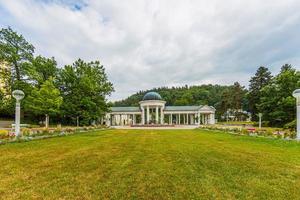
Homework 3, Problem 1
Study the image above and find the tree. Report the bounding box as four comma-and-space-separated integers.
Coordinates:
258, 64, 300, 126
0, 27, 35, 117
247, 66, 272, 120
0, 27, 34, 83
58, 59, 114, 125
25, 79, 62, 128
24, 56, 58, 86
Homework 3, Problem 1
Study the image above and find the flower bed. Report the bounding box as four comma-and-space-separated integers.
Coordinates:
0, 125, 109, 145
199, 125, 297, 140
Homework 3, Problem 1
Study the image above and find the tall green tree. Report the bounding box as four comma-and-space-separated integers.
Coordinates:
0, 27, 34, 83
25, 78, 62, 128
258, 64, 300, 126
58, 59, 114, 125
24, 56, 58, 86
247, 66, 272, 120
0, 27, 35, 117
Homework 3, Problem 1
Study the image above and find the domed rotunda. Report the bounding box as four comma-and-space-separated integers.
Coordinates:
106, 91, 216, 127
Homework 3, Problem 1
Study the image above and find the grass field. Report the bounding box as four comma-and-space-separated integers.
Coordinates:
0, 129, 299, 200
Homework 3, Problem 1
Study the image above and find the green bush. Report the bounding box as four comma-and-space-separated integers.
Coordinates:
283, 120, 296, 131
265, 130, 274, 137
54, 127, 62, 134
253, 121, 270, 127
0, 130, 9, 139
22, 128, 31, 136
241, 129, 249, 135
42, 128, 50, 135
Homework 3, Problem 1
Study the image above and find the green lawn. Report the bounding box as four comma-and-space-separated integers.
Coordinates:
0, 129, 300, 200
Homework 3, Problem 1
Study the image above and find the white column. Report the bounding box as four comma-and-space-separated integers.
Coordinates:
297, 103, 300, 140
179, 114, 181, 125
141, 107, 145, 125
170, 113, 173, 124
160, 107, 164, 124
133, 114, 136, 125
15, 101, 21, 137
106, 114, 110, 126
198, 112, 200, 125
155, 106, 159, 124
186, 114, 188, 125
210, 113, 215, 124
147, 106, 150, 124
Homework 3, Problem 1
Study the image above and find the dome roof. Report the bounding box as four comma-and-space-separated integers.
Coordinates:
293, 89, 300, 97
142, 92, 162, 101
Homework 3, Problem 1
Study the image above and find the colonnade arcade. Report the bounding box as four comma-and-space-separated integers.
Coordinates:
106, 91, 216, 126
107, 111, 215, 126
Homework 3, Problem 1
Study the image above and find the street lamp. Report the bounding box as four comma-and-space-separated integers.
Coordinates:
292, 89, 300, 140
258, 113, 262, 129
12, 90, 25, 137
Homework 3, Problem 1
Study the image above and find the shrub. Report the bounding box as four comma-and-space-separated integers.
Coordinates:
54, 127, 62, 134
253, 121, 270, 127
22, 128, 31, 136
42, 128, 50, 135
241, 129, 249, 135
65, 128, 75, 133
289, 131, 297, 139
276, 132, 283, 139
283, 120, 296, 131
0, 130, 9, 139
265, 130, 274, 137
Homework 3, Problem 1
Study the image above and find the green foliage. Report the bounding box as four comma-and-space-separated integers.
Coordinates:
58, 59, 114, 125
0, 130, 9, 139
284, 120, 296, 130
241, 129, 249, 135
247, 66, 272, 121
0, 27, 34, 81
258, 64, 300, 126
0, 27, 113, 123
24, 56, 58, 86
25, 78, 62, 123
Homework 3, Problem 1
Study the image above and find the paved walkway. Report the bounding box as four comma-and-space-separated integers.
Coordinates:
112, 125, 199, 129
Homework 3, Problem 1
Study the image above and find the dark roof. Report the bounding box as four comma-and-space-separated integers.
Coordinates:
142, 92, 162, 101
110, 107, 140, 112
164, 106, 201, 111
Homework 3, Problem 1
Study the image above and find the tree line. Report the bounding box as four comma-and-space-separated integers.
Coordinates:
115, 65, 300, 127
0, 27, 114, 126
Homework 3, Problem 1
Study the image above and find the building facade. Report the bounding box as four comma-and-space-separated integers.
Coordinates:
106, 92, 216, 126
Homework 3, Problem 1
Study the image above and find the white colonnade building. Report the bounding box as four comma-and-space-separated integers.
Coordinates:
106, 92, 216, 126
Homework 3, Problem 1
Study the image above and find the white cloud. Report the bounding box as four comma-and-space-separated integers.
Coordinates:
0, 0, 300, 100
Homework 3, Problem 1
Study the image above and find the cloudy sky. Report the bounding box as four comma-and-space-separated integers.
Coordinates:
1, 0, 300, 100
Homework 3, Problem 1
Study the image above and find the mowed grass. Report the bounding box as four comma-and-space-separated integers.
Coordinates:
0, 129, 300, 200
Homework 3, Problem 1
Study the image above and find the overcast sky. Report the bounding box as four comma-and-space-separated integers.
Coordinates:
1, 0, 300, 100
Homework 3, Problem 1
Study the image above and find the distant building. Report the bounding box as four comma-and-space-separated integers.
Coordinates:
105, 91, 216, 126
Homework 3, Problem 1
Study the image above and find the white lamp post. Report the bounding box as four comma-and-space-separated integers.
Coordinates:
12, 90, 25, 137
258, 113, 262, 129
292, 89, 300, 140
